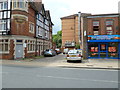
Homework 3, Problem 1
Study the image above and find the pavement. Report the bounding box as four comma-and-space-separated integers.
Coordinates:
0, 57, 120, 70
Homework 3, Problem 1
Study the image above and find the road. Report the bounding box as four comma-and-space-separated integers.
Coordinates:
33, 54, 65, 63
2, 65, 119, 88
1, 54, 119, 88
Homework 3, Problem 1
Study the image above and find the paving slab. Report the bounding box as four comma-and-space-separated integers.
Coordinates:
0, 58, 119, 70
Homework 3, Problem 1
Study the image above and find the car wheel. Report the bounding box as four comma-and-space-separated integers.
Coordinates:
67, 60, 70, 63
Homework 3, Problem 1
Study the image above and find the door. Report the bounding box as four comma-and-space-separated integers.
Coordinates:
99, 43, 108, 58
15, 44, 23, 59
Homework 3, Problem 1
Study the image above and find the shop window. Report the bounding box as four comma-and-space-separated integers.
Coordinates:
93, 21, 99, 35
108, 43, 118, 58
88, 43, 98, 58
100, 44, 106, 51
106, 21, 113, 35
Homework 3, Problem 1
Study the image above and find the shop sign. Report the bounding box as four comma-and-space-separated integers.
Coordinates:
88, 35, 120, 40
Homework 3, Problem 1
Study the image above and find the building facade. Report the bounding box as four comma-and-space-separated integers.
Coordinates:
61, 13, 120, 59
87, 14, 120, 59
0, 0, 53, 60
61, 13, 91, 59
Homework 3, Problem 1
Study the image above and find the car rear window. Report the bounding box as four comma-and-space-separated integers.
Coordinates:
46, 49, 49, 51
68, 50, 78, 54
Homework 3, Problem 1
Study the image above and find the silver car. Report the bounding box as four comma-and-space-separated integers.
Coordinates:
66, 50, 82, 62
44, 49, 56, 57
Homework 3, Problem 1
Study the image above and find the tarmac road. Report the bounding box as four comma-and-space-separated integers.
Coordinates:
2, 65, 119, 88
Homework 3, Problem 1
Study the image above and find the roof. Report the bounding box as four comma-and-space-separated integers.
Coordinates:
61, 13, 91, 19
87, 13, 119, 18
61, 14, 78, 19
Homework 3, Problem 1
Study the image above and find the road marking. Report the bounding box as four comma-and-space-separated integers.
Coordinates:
60, 68, 119, 71
36, 75, 119, 84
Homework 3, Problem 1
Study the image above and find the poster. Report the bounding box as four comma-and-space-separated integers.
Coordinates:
101, 44, 106, 50
108, 47, 116, 52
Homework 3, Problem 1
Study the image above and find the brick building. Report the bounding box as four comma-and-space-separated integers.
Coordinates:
87, 13, 120, 59
61, 13, 120, 59
61, 12, 91, 58
0, 0, 53, 60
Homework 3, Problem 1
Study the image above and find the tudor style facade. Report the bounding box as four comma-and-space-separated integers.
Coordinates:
0, 0, 53, 60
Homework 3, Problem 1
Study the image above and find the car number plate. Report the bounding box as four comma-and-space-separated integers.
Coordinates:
71, 55, 76, 57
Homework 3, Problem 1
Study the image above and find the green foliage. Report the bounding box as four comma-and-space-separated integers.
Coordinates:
52, 31, 62, 48
75, 44, 80, 49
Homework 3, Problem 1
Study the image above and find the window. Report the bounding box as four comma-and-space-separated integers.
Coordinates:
13, 0, 28, 11
88, 43, 99, 58
108, 43, 118, 58
0, 20, 6, 31
29, 22, 34, 34
106, 21, 113, 35
45, 31, 47, 38
93, 21, 99, 35
0, 39, 9, 53
0, 2, 7, 10
27, 40, 35, 52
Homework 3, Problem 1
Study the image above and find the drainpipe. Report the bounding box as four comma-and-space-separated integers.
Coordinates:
78, 12, 81, 47
74, 16, 76, 46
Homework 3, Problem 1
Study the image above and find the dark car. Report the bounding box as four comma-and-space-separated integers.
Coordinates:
43, 49, 56, 57
55, 48, 61, 54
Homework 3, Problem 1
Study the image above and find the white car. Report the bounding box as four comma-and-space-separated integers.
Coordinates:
66, 50, 82, 62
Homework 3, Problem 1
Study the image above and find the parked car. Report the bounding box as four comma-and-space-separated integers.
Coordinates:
55, 48, 61, 54
63, 48, 69, 54
66, 49, 82, 62
43, 49, 56, 57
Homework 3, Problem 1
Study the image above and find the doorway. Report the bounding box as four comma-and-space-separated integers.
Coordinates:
99, 43, 108, 58
15, 44, 23, 59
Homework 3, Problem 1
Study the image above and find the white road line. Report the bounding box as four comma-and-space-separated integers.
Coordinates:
36, 75, 119, 84
42, 67, 119, 71
60, 68, 119, 71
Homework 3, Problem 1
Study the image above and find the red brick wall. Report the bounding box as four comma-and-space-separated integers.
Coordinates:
11, 5, 36, 37
87, 17, 119, 35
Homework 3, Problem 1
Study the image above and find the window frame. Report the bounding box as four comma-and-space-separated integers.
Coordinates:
0, 39, 9, 54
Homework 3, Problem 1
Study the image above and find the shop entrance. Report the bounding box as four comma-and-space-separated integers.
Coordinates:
99, 43, 108, 58
88, 42, 119, 59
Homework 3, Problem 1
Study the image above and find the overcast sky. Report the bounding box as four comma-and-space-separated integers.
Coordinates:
42, 0, 119, 35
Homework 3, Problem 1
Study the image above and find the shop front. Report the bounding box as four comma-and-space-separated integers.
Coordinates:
87, 35, 120, 59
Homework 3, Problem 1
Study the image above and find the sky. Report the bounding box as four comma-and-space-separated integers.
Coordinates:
42, 0, 120, 35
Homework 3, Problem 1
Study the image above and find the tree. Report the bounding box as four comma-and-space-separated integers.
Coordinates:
75, 44, 80, 49
52, 31, 62, 48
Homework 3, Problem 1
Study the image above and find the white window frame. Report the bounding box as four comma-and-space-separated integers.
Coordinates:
29, 22, 34, 34
0, 39, 9, 54
27, 40, 35, 53
0, 20, 6, 31
0, 1, 7, 10
12, 0, 28, 12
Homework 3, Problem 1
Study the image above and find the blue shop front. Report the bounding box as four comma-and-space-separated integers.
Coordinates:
87, 35, 120, 59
